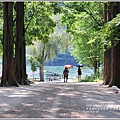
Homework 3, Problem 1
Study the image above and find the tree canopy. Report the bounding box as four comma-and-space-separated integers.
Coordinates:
0, 2, 120, 88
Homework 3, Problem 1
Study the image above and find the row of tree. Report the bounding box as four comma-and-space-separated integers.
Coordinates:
1, 2, 26, 86
59, 2, 120, 88
0, 2, 52, 86
59, 2, 104, 75
0, 2, 120, 88
0, 2, 70, 86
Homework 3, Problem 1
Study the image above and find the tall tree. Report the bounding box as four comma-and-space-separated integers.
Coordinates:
102, 2, 111, 85
28, 31, 71, 81
14, 2, 29, 85
60, 2, 104, 75
109, 3, 120, 88
103, 2, 120, 88
0, 3, 3, 55
1, 2, 19, 86
27, 12, 71, 81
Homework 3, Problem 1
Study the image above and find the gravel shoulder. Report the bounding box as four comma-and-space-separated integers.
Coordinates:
0, 81, 120, 118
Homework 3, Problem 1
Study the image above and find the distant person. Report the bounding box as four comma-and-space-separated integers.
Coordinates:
77, 67, 82, 82
63, 67, 69, 82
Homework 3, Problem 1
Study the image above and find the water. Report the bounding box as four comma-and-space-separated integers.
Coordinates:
0, 64, 94, 80
27, 66, 94, 79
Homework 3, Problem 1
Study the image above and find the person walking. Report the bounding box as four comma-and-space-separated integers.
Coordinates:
77, 67, 82, 82
63, 67, 69, 82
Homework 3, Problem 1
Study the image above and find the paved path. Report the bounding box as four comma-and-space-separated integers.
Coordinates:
0, 81, 120, 118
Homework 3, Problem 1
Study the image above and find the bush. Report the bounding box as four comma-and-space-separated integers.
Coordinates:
73, 73, 102, 82
81, 73, 102, 82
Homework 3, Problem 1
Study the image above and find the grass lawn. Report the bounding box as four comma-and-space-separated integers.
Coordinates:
73, 78, 102, 83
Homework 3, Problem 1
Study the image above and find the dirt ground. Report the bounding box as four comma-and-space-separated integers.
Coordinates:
0, 80, 120, 119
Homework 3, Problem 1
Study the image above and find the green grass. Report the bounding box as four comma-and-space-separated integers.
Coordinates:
73, 78, 102, 83
73, 79, 79, 82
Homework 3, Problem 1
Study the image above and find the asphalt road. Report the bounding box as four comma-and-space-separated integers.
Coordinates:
0, 81, 120, 118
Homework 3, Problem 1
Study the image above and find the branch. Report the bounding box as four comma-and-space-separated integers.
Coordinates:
61, 2, 103, 26
24, 16, 33, 33
84, 8, 102, 26
42, 43, 45, 58
44, 54, 47, 60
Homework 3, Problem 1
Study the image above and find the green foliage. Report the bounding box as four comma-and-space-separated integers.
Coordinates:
28, 57, 37, 72
60, 2, 104, 74
27, 12, 71, 73
24, 2, 56, 45
73, 69, 103, 82
102, 13, 120, 48
61, 2, 104, 27
53, 14, 71, 53
81, 72, 103, 82
27, 31, 70, 67
50, 2, 63, 14
27, 39, 58, 67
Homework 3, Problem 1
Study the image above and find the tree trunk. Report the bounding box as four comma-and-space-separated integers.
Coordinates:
103, 3, 108, 84
33, 72, 35, 80
109, 46, 116, 87
111, 3, 120, 88
108, 3, 120, 88
1, 2, 19, 86
104, 2, 107, 23
39, 66, 44, 81
109, 41, 120, 88
14, 2, 29, 85
1, 2, 8, 86
14, 2, 21, 84
114, 41, 120, 88
103, 2, 114, 85
103, 48, 112, 85
93, 60, 97, 74
103, 2, 120, 88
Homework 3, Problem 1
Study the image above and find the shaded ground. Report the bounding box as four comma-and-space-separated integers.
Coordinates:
0, 80, 120, 118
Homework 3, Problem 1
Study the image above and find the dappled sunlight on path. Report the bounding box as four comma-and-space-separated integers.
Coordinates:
0, 82, 120, 118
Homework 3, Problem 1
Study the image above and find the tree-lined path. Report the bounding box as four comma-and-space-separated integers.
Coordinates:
1, 2, 120, 88
0, 82, 120, 118
0, 2, 120, 119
